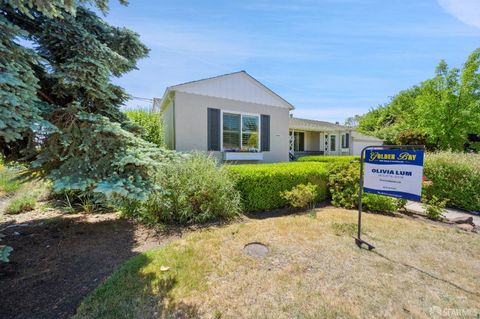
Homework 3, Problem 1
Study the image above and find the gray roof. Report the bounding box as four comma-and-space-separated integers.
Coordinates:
289, 117, 349, 131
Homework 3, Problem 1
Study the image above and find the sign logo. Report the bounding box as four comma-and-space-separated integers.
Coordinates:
363, 149, 424, 201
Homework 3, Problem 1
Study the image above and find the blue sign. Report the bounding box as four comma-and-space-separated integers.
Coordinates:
363, 149, 424, 201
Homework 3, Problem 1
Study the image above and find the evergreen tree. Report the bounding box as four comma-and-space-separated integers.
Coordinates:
1, 0, 175, 201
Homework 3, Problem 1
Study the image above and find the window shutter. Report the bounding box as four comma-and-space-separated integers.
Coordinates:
207, 108, 221, 151
260, 114, 270, 152
345, 133, 350, 148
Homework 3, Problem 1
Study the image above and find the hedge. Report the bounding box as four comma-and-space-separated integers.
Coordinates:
423, 152, 480, 212
228, 162, 329, 212
297, 155, 359, 163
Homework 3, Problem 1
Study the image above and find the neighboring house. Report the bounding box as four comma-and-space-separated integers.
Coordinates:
160, 71, 382, 162
351, 131, 384, 156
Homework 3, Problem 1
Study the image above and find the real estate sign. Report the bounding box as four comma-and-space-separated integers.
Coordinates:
363, 149, 424, 201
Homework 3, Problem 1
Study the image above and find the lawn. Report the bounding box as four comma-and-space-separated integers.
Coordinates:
75, 208, 480, 319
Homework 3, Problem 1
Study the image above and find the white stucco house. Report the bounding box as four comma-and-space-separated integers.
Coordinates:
160, 71, 382, 163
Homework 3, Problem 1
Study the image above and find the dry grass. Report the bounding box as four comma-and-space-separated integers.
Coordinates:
75, 207, 480, 319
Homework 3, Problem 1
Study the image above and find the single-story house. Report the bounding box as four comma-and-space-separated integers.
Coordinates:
160, 71, 382, 162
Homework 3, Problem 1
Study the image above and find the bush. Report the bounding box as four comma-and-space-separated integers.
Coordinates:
423, 152, 480, 212
5, 195, 36, 214
119, 153, 241, 224
228, 162, 329, 212
328, 163, 406, 213
297, 156, 359, 163
281, 183, 317, 209
125, 110, 164, 147
422, 195, 448, 220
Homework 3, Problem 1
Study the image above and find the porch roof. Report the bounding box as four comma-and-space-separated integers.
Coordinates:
289, 117, 349, 132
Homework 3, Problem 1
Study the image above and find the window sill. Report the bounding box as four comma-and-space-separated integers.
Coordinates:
223, 152, 263, 161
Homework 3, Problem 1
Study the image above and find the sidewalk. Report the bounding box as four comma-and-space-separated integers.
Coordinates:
404, 201, 480, 226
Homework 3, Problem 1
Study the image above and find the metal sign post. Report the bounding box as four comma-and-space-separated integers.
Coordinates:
355, 145, 425, 250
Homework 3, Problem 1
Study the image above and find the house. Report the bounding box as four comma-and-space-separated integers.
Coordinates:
160, 71, 382, 162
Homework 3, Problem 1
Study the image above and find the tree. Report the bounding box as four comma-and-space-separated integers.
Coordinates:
415, 52, 480, 150
125, 110, 164, 147
1, 0, 175, 202
344, 115, 361, 128
355, 49, 480, 151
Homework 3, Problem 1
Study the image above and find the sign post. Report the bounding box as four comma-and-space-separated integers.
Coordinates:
355, 145, 425, 250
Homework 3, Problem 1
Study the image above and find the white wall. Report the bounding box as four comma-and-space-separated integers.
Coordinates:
174, 91, 290, 163
352, 139, 383, 156
163, 99, 175, 150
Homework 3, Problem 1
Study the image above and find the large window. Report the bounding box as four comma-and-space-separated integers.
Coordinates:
223, 112, 259, 151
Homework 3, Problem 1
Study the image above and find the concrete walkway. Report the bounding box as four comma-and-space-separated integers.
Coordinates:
404, 201, 480, 226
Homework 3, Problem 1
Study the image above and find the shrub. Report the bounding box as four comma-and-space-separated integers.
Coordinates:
423, 152, 480, 212
422, 195, 448, 220
297, 156, 359, 163
120, 153, 241, 224
281, 183, 317, 209
125, 109, 164, 147
328, 163, 406, 213
228, 162, 329, 212
5, 195, 36, 214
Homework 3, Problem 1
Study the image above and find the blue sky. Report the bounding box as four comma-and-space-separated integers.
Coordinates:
104, 0, 480, 123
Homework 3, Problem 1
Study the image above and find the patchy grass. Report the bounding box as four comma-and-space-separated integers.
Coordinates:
4, 180, 50, 215
0, 165, 22, 195
5, 195, 36, 214
75, 208, 480, 318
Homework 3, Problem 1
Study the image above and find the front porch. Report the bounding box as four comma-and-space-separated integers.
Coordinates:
288, 117, 353, 158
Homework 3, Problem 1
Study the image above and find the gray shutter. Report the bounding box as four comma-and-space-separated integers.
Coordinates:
207, 108, 221, 151
261, 114, 270, 152
345, 133, 350, 148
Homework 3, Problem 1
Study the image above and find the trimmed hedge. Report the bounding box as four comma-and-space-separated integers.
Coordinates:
328, 162, 406, 213
297, 155, 359, 163
228, 162, 329, 212
423, 152, 480, 212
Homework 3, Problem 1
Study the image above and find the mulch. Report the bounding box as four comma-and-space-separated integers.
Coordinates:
0, 214, 181, 319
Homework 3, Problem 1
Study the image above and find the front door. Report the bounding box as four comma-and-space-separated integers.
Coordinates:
329, 134, 336, 155
294, 132, 304, 152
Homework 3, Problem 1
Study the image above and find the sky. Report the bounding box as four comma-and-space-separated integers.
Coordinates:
104, 0, 480, 123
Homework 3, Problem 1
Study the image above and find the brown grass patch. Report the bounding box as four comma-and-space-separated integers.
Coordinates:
76, 207, 480, 318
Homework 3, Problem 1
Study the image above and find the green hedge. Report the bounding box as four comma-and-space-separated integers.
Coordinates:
423, 152, 480, 212
228, 162, 329, 212
297, 155, 359, 163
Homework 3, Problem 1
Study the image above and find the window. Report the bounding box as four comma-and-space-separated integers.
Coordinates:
242, 115, 259, 150
222, 112, 259, 151
341, 133, 350, 148
330, 134, 336, 152
223, 113, 241, 150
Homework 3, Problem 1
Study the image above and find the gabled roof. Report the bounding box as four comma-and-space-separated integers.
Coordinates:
289, 117, 349, 132
161, 71, 294, 111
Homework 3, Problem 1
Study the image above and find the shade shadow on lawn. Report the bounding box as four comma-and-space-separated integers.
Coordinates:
0, 216, 184, 319
76, 253, 200, 318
